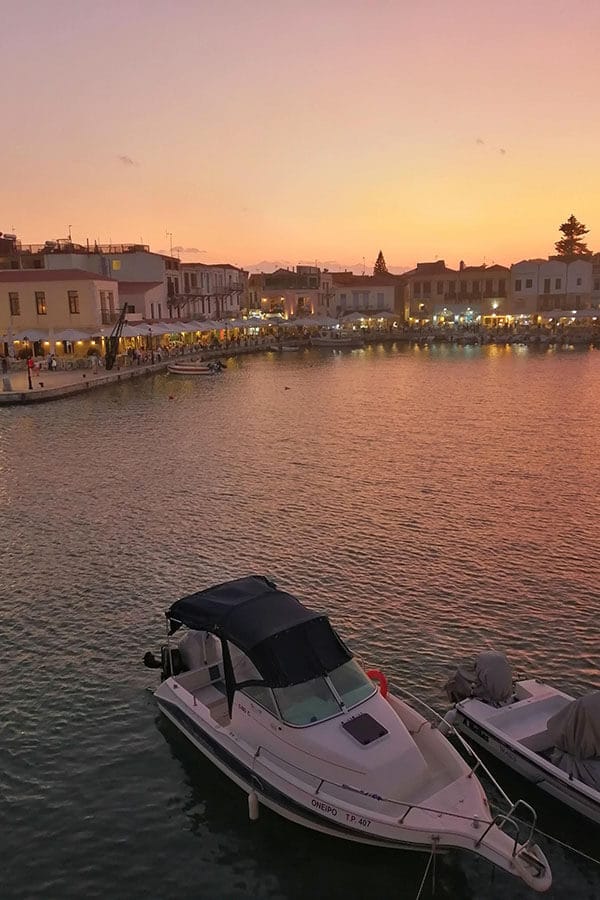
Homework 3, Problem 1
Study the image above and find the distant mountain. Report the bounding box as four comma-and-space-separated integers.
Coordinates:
246, 259, 410, 275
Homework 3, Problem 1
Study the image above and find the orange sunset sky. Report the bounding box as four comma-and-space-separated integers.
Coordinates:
4, 0, 600, 270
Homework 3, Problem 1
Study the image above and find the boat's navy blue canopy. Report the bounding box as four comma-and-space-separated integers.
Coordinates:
166, 575, 352, 687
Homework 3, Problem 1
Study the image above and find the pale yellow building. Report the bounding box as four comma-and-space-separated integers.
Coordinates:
0, 268, 120, 356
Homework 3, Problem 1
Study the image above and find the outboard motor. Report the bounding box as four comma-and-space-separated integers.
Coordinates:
143, 645, 184, 679
143, 651, 162, 670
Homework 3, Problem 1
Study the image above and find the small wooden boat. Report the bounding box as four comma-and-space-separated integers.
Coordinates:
167, 361, 223, 376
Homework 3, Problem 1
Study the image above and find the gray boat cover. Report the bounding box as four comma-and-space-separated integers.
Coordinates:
445, 651, 513, 706
548, 692, 600, 790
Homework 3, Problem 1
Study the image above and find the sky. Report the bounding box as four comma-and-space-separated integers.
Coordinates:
3, 0, 600, 271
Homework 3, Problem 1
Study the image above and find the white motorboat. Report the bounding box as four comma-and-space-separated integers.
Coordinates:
144, 577, 551, 892
445, 651, 600, 824
167, 361, 224, 375
311, 333, 364, 348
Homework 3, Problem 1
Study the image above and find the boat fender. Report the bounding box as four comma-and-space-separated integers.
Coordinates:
366, 669, 388, 698
248, 791, 259, 821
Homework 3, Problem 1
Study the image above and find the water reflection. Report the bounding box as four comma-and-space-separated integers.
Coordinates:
0, 343, 599, 899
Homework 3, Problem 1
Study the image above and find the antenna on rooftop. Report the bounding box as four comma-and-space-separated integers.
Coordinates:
68, 225, 72, 240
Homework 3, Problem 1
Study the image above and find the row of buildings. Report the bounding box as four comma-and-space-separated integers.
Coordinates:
1, 229, 599, 356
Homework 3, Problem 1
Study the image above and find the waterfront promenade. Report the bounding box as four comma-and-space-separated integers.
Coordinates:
0, 343, 268, 405
2, 326, 598, 405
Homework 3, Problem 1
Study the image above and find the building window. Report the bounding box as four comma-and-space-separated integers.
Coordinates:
158, 303, 162, 319
8, 292, 20, 315
35, 291, 47, 315
543, 278, 550, 294
472, 280, 480, 295
191, 273, 197, 289
498, 279, 506, 296
515, 279, 522, 291
576, 277, 582, 286
377, 292, 384, 305
423, 281, 431, 294
436, 281, 444, 295
68, 290, 80, 314
485, 278, 493, 295
594, 279, 600, 291
414, 281, 421, 296
448, 281, 456, 295
526, 278, 533, 289
555, 278, 561, 290
460, 280, 467, 294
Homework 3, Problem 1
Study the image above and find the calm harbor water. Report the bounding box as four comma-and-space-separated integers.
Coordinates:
1, 343, 599, 900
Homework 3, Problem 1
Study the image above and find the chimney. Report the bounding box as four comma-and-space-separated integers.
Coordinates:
459, 260, 465, 271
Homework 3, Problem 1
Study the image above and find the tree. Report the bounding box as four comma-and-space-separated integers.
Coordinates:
554, 215, 592, 259
373, 250, 388, 275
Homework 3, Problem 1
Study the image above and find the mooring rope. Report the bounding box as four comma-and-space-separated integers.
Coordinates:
414, 850, 434, 900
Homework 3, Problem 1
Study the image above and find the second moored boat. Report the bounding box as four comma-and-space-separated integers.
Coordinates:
445, 651, 600, 824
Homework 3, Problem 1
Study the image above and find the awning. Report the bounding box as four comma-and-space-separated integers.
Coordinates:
166, 575, 351, 688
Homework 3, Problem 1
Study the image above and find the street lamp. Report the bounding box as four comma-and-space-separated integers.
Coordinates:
24, 336, 33, 390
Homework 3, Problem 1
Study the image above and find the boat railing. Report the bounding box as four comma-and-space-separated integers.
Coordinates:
254, 744, 501, 832
387, 681, 514, 809
474, 799, 539, 858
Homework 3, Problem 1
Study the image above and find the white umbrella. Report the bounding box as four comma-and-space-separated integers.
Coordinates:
196, 320, 219, 331
13, 328, 49, 341
120, 324, 142, 338
342, 312, 367, 324
54, 328, 94, 341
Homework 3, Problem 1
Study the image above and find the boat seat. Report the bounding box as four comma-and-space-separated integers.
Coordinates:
519, 730, 554, 753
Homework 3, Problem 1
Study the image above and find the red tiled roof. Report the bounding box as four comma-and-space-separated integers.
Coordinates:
0, 268, 117, 283
117, 281, 163, 292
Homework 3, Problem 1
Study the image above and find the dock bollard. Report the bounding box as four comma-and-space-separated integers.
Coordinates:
248, 791, 259, 821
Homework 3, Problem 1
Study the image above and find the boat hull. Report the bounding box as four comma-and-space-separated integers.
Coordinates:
158, 698, 428, 850
311, 338, 364, 348
167, 364, 219, 375
453, 710, 600, 824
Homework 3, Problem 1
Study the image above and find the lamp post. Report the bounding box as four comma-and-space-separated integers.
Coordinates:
25, 336, 33, 390
149, 326, 154, 364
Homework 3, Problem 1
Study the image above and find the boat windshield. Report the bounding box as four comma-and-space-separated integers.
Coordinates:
272, 661, 376, 726
328, 659, 376, 708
